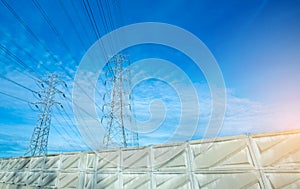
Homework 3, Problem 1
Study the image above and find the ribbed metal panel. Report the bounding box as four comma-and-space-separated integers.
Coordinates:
0, 129, 299, 188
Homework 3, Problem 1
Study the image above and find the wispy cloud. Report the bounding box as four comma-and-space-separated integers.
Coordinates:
129, 79, 297, 145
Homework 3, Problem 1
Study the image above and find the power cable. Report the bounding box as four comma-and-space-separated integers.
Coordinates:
0, 90, 29, 103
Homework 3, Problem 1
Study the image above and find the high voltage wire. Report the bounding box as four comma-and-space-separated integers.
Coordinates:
57, 0, 118, 114
0, 0, 133, 151
111, 0, 128, 46
0, 55, 38, 81
0, 67, 83, 153
59, 0, 111, 86
4, 82, 82, 145
0, 0, 61, 66
42, 84, 83, 143
53, 110, 83, 144
51, 115, 86, 151
0, 60, 71, 150
31, 0, 77, 63
82, 0, 115, 77
0, 74, 38, 94
96, 0, 113, 34
54, 105, 82, 139
0, 90, 29, 103
0, 44, 41, 80
41, 80, 104, 147
96, 0, 110, 33
67, 0, 117, 79
2, 0, 115, 79
69, 0, 94, 47
1, 0, 80, 83
1, 0, 119, 77
82, 0, 116, 77
1, 0, 107, 115
81, 1, 138, 147
1, 0, 106, 92
2, 37, 51, 74
0, 73, 85, 151
82, 0, 116, 59
103, 0, 116, 30
29, 0, 111, 104
103, 0, 122, 50
58, 0, 88, 50
82, 0, 101, 40
0, 0, 92, 153
95, 0, 116, 53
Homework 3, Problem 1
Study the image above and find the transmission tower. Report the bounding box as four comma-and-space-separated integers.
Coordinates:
25, 74, 66, 156
101, 54, 138, 148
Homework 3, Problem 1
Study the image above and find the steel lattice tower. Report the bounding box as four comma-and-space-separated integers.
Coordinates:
25, 74, 66, 156
102, 55, 138, 148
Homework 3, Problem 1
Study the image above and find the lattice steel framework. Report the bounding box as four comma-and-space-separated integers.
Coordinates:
101, 55, 138, 148
25, 74, 66, 156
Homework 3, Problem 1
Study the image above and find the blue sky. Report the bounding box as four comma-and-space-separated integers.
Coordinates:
0, 0, 300, 157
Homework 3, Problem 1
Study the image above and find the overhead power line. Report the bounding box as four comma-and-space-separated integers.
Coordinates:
58, 0, 88, 50
70, 0, 93, 46
0, 0, 60, 64
0, 74, 38, 94
1, 0, 78, 81
82, 0, 101, 40
0, 44, 41, 80
0, 90, 29, 103
2, 37, 51, 73
31, 0, 77, 62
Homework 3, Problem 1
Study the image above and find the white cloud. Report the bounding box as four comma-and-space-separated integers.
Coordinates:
129, 79, 299, 145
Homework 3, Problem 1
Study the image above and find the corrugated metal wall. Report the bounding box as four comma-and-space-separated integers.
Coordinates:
0, 130, 300, 189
